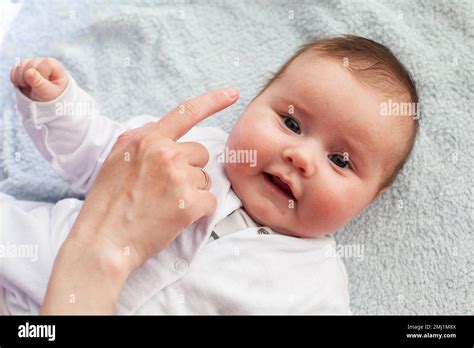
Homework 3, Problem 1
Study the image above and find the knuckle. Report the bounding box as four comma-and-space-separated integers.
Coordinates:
190, 142, 209, 163
43, 57, 57, 67
147, 149, 176, 175
116, 130, 135, 146
158, 149, 174, 166
127, 132, 141, 150
193, 192, 216, 219
182, 100, 201, 118
142, 121, 156, 130
24, 59, 35, 69
19, 59, 30, 69
154, 146, 177, 164
36, 57, 56, 75
136, 133, 155, 153
169, 170, 186, 186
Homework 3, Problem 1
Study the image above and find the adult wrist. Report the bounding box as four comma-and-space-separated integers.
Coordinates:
41, 236, 133, 314
66, 231, 137, 285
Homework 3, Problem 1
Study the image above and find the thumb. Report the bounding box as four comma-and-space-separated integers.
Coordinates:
24, 68, 62, 101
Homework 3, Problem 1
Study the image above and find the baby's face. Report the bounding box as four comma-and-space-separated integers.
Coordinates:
225, 54, 412, 237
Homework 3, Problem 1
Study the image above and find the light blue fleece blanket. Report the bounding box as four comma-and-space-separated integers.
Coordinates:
0, 0, 472, 314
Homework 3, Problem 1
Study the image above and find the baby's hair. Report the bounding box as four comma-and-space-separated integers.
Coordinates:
257, 35, 419, 195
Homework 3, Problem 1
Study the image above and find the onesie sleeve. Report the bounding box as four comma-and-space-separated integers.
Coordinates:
14, 75, 157, 195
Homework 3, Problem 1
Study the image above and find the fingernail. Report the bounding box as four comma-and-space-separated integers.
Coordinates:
223, 87, 239, 100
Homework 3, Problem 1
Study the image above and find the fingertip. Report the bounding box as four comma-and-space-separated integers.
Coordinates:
222, 87, 239, 101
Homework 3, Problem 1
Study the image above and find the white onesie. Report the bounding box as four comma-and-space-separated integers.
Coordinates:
0, 75, 351, 315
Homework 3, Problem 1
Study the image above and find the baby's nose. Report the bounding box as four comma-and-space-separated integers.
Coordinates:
283, 146, 316, 177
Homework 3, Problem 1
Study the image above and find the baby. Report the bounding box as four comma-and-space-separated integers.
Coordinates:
1, 35, 418, 314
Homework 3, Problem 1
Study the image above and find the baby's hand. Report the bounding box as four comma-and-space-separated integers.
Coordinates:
10, 57, 68, 102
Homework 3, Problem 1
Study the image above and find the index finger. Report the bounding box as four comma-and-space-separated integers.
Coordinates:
154, 87, 239, 141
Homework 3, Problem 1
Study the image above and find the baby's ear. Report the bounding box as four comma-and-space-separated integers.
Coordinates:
372, 187, 389, 202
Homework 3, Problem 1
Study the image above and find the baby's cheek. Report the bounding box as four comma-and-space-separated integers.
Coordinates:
229, 128, 273, 166
304, 189, 353, 231
227, 121, 258, 152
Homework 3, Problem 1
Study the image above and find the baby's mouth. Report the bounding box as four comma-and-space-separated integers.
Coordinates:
264, 172, 297, 201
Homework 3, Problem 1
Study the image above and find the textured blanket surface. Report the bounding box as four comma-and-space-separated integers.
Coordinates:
0, 0, 472, 314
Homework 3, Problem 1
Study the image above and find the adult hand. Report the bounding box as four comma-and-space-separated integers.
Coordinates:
41, 87, 239, 314
78, 86, 239, 270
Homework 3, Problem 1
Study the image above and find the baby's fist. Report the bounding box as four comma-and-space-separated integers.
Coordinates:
10, 57, 68, 102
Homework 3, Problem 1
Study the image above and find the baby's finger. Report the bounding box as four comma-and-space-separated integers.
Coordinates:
24, 68, 60, 101
15, 59, 32, 88
10, 65, 18, 87
35, 57, 66, 83
23, 58, 43, 83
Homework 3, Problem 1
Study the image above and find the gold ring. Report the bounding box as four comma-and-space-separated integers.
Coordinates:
201, 168, 211, 191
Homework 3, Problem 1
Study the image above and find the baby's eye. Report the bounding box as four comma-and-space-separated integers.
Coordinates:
328, 154, 351, 169
282, 116, 301, 134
